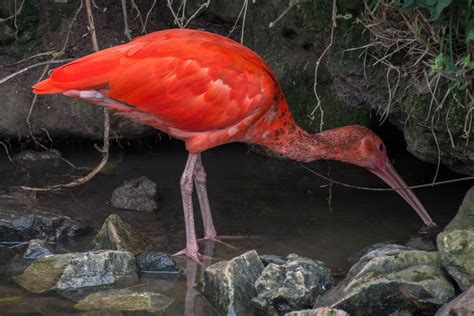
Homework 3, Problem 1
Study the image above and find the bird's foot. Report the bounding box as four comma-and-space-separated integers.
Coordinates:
173, 248, 215, 264
199, 234, 261, 250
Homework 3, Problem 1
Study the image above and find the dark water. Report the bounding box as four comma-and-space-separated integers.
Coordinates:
0, 140, 470, 315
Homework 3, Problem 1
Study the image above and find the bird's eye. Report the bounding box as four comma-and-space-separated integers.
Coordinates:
379, 143, 385, 152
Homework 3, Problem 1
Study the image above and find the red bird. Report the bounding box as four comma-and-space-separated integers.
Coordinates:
33, 29, 435, 261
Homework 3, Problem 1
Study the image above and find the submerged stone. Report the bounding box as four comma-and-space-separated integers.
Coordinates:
111, 176, 157, 212
136, 251, 181, 274
314, 246, 455, 315
253, 254, 334, 315
13, 149, 63, 170
285, 307, 349, 316
89, 214, 149, 255
436, 284, 474, 316
201, 250, 264, 315
0, 204, 88, 242
14, 251, 137, 295
74, 289, 174, 313
437, 187, 474, 290
14, 253, 77, 293
23, 239, 54, 259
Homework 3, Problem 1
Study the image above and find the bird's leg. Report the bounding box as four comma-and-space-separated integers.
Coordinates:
193, 154, 217, 239
174, 153, 201, 262
193, 155, 240, 250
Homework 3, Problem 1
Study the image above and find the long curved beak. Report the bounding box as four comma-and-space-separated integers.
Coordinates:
370, 161, 436, 227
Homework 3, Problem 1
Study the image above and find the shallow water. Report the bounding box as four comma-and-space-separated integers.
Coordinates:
0, 140, 470, 315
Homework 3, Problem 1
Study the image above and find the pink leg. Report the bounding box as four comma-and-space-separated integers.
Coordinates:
174, 153, 200, 262
194, 155, 239, 250
193, 154, 217, 239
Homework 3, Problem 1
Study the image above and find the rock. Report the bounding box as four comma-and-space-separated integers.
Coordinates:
444, 187, 474, 231
252, 254, 334, 315
23, 239, 54, 259
347, 242, 409, 264
285, 307, 349, 316
89, 214, 149, 255
437, 230, 474, 290
14, 251, 137, 295
111, 176, 158, 212
136, 251, 181, 274
406, 236, 437, 251
56, 251, 137, 294
260, 254, 287, 266
437, 187, 474, 290
201, 250, 264, 315
14, 253, 77, 293
0, 203, 88, 242
12, 149, 63, 170
436, 284, 474, 316
74, 289, 174, 313
314, 246, 455, 315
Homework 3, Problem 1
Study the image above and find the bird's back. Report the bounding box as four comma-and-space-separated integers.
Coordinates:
33, 29, 287, 151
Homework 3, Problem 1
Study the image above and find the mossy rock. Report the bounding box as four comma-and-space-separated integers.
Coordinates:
74, 289, 174, 314
314, 245, 455, 315
89, 214, 150, 255
201, 250, 264, 315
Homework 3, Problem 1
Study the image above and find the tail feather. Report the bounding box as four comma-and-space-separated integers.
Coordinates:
32, 43, 132, 95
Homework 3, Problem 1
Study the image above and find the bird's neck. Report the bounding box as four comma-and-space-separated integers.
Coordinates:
244, 99, 354, 163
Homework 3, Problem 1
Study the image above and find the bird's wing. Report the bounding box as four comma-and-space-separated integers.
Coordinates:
33, 29, 278, 133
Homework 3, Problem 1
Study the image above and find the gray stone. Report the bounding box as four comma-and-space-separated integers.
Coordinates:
444, 187, 474, 232
436, 284, 474, 316
136, 251, 181, 274
12, 149, 63, 170
437, 187, 474, 290
111, 176, 158, 212
437, 229, 474, 290
0, 203, 88, 242
14, 253, 78, 293
253, 254, 334, 315
347, 242, 410, 265
201, 250, 264, 315
314, 246, 455, 315
74, 289, 174, 313
14, 251, 137, 295
56, 251, 137, 292
260, 254, 287, 266
89, 214, 149, 255
23, 239, 54, 259
285, 307, 349, 316
406, 236, 437, 251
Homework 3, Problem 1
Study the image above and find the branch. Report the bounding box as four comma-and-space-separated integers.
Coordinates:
0, 59, 73, 85
0, 0, 25, 23
21, 0, 110, 192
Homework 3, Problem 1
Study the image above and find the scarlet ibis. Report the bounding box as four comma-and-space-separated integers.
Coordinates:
33, 29, 435, 261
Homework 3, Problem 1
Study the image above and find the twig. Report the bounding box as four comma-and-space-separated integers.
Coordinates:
228, 0, 249, 44
269, 0, 310, 28
21, 0, 110, 192
0, 141, 13, 162
300, 164, 474, 191
142, 0, 157, 34
0, 59, 73, 85
309, 0, 337, 132
85, 0, 99, 51
121, 0, 132, 40
0, 0, 25, 23
62, 0, 84, 52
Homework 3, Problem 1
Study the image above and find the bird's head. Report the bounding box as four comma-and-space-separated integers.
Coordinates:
325, 126, 436, 227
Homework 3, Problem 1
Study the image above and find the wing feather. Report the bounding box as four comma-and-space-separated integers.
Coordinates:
33, 29, 277, 133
